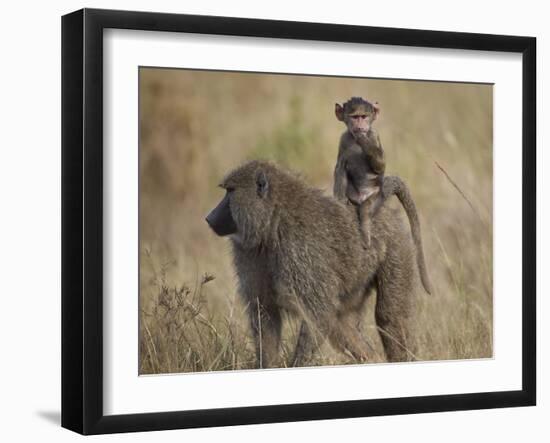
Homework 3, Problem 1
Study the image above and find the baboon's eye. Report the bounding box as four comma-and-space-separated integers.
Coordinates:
219, 183, 235, 192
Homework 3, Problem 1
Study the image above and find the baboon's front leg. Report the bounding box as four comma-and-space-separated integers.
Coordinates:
328, 314, 369, 363
291, 321, 324, 367
249, 298, 282, 369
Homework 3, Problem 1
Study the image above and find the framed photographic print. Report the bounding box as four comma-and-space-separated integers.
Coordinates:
61, 8, 536, 435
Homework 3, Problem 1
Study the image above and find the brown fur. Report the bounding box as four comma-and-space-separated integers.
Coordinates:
214, 160, 420, 368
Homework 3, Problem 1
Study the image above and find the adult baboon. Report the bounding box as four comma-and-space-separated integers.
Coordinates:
206, 160, 420, 368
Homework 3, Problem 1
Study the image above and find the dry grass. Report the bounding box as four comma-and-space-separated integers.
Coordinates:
138, 68, 493, 374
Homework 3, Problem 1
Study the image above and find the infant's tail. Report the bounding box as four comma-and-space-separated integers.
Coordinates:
381, 176, 433, 295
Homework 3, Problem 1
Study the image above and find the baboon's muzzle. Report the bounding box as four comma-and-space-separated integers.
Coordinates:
206, 193, 238, 237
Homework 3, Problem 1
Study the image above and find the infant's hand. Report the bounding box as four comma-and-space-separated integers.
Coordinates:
353, 131, 370, 145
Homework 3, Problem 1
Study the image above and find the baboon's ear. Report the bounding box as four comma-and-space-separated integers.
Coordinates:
372, 101, 380, 120
335, 103, 345, 121
256, 170, 269, 198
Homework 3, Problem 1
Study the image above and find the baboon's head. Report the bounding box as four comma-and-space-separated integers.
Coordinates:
335, 97, 380, 137
206, 160, 283, 248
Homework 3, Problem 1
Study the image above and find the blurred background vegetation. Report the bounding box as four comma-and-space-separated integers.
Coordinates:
139, 67, 493, 374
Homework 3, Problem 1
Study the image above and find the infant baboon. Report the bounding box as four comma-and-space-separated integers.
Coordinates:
334, 97, 432, 295
334, 97, 385, 244
206, 160, 424, 368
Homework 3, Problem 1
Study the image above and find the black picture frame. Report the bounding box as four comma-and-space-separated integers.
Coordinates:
61, 8, 536, 435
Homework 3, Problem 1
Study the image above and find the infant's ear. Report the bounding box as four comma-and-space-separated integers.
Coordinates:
372, 101, 380, 120
335, 103, 345, 122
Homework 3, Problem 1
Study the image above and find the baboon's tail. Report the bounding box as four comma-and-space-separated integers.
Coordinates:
377, 176, 433, 295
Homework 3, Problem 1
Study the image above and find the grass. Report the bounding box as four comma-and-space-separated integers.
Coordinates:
138, 67, 493, 374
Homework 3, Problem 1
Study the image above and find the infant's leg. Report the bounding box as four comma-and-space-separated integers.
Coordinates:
369, 176, 386, 216
358, 203, 371, 248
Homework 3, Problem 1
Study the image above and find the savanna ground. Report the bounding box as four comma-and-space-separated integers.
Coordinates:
139, 67, 493, 374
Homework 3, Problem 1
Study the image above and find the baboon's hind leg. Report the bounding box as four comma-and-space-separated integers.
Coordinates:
375, 262, 417, 362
